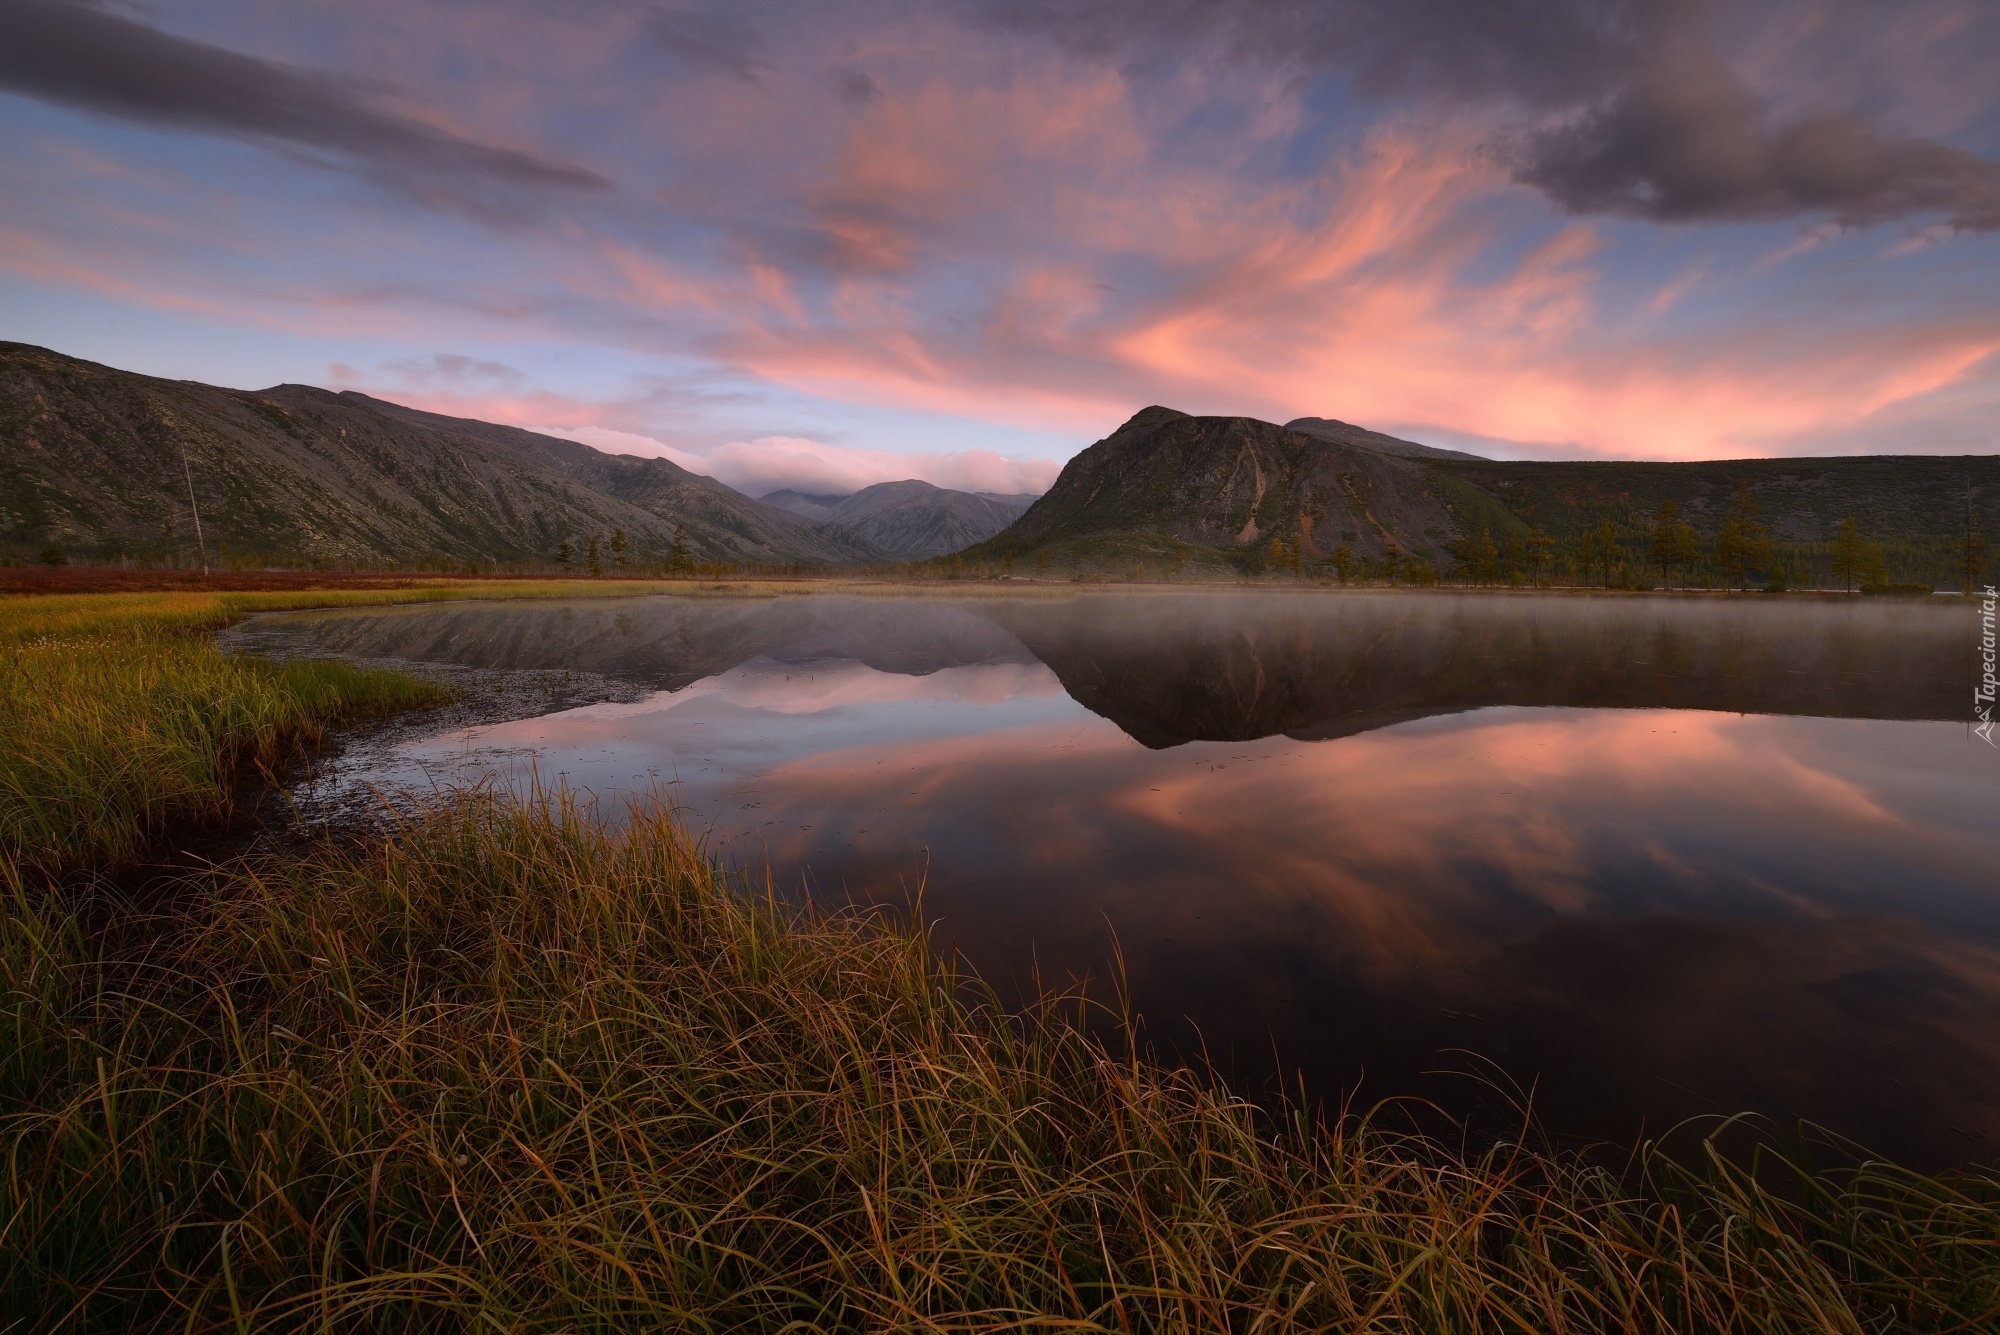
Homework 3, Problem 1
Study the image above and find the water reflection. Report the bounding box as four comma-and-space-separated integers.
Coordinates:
247, 591, 1998, 1165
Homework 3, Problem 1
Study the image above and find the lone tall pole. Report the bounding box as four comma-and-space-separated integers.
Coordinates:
180, 445, 208, 576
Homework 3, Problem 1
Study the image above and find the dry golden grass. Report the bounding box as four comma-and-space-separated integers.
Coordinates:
4, 789, 1996, 1332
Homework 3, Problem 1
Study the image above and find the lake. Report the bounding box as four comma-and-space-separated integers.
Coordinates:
230, 589, 1999, 1167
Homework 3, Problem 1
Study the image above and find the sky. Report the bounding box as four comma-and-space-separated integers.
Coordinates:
4, 0, 2000, 496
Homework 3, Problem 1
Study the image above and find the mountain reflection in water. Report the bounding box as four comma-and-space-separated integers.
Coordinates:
245, 592, 1999, 1166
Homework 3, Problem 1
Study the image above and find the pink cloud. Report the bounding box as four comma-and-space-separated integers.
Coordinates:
9, 1, 2000, 466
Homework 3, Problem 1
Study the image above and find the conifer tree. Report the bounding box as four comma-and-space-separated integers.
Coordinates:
1473, 529, 1498, 585
1527, 528, 1556, 586
586, 536, 603, 576
670, 522, 690, 574
1712, 481, 1770, 591
1330, 541, 1356, 584
1648, 497, 1680, 587
1830, 516, 1864, 592
609, 527, 629, 569
1576, 517, 1619, 588
1957, 495, 1989, 595
1862, 539, 1888, 588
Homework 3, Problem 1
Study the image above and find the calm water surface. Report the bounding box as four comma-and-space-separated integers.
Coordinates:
239, 591, 1999, 1166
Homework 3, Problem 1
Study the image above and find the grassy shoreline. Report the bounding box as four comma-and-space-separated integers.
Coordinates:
4, 581, 1997, 1330
5, 789, 1997, 1331
0, 578, 794, 872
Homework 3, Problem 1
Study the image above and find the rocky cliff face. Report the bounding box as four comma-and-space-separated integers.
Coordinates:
978, 407, 1489, 568
0, 342, 856, 566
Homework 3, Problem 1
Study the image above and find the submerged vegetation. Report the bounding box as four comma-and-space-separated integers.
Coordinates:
3, 582, 1998, 1330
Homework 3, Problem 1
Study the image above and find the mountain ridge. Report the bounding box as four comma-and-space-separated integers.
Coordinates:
6, 342, 1993, 585
969, 406, 1499, 571
0, 343, 862, 567
966, 404, 1996, 585
1284, 416, 1486, 462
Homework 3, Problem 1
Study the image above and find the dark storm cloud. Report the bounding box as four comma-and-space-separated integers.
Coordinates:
1518, 46, 2000, 231
973, 0, 1650, 107
0, 0, 608, 195
974, 0, 2000, 231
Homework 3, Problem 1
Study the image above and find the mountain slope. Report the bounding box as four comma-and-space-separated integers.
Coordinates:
0, 343, 853, 567
1285, 416, 1485, 462
972, 407, 1501, 569
1427, 454, 1998, 544
971, 406, 1996, 585
814, 480, 1033, 559
758, 490, 850, 521
756, 481, 1036, 558
307, 390, 875, 563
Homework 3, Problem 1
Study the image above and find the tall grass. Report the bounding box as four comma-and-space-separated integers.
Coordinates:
0, 588, 488, 871
0, 636, 445, 870
4, 789, 1995, 1332
0, 579, 802, 871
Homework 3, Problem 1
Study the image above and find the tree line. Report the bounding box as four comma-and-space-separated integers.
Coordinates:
1442, 482, 1989, 593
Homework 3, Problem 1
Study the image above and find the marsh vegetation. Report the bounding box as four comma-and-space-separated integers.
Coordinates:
3, 581, 1997, 1331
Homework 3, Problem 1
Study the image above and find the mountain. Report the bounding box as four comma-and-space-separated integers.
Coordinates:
969, 407, 1515, 571
758, 490, 850, 521
1285, 416, 1485, 462
0, 342, 860, 567
756, 480, 1036, 559
970, 405, 1997, 586
817, 480, 1034, 559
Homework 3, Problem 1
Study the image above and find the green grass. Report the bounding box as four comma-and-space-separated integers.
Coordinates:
0, 636, 444, 870
4, 788, 1996, 1332
0, 579, 825, 872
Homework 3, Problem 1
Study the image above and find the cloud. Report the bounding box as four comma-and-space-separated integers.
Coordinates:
836, 69, 881, 106
972, 0, 1646, 109
533, 425, 1060, 497
649, 6, 769, 81
380, 353, 527, 388
11, 0, 2000, 471
1517, 44, 2000, 231
0, 0, 608, 204
974, 0, 2000, 232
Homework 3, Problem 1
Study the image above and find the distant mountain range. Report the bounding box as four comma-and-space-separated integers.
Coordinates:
0, 343, 1022, 567
4, 342, 1993, 584
760, 481, 1035, 559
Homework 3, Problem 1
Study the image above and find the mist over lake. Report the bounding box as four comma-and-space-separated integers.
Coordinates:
235, 590, 1998, 1167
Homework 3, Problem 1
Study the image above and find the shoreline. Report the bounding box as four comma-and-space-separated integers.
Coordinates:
5, 581, 1997, 1329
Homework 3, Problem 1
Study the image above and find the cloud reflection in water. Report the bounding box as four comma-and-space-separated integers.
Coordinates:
385, 649, 2000, 1166
238, 591, 1995, 1165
